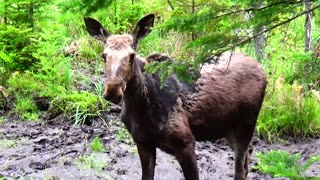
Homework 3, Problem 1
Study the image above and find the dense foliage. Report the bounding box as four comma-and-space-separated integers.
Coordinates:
0, 0, 320, 139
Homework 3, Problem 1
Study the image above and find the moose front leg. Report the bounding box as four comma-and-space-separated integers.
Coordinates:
136, 143, 156, 180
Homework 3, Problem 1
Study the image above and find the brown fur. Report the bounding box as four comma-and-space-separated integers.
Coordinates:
84, 15, 267, 180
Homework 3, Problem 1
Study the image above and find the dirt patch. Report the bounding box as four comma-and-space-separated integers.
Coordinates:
0, 114, 319, 180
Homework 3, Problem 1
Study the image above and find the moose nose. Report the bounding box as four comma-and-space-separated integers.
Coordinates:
103, 85, 123, 104
103, 94, 122, 104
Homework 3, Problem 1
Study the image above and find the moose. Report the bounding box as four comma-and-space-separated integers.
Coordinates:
84, 14, 267, 180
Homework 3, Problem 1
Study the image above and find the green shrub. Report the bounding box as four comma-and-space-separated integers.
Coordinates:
254, 150, 320, 180
14, 95, 39, 121
51, 91, 109, 125
258, 78, 320, 141
0, 25, 37, 73
7, 71, 46, 97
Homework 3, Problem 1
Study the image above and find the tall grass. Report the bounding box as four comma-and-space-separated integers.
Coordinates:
257, 77, 320, 141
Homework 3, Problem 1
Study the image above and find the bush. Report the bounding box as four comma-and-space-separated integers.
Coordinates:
50, 91, 109, 125
14, 95, 39, 121
257, 77, 320, 141
0, 25, 38, 85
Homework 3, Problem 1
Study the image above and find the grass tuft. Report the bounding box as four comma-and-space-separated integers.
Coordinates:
91, 136, 105, 152
254, 150, 320, 180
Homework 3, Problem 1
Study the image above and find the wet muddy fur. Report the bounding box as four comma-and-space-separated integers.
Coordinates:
84, 14, 268, 180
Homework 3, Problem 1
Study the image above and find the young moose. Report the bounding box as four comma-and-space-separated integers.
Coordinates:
84, 14, 267, 180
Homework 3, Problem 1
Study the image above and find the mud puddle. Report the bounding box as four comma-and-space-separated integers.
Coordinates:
0, 114, 319, 180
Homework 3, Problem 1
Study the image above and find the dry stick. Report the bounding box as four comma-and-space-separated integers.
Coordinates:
203, 3, 320, 64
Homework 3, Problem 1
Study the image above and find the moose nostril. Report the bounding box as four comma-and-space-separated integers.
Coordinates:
103, 94, 122, 104
111, 96, 122, 104
103, 94, 111, 100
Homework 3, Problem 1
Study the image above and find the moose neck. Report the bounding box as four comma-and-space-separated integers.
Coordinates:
123, 58, 149, 106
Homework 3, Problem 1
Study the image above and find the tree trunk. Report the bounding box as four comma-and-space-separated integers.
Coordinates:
253, 2, 266, 63
191, 0, 195, 41
305, 0, 312, 53
4, 0, 7, 24
253, 26, 266, 63
29, 1, 34, 30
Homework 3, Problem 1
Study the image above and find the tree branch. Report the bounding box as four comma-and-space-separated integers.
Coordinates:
203, 3, 320, 63
167, 0, 174, 10
213, 0, 304, 20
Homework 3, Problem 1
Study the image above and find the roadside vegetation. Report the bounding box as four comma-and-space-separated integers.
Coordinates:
1, 0, 320, 179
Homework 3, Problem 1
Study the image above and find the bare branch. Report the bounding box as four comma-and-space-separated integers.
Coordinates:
167, 0, 174, 10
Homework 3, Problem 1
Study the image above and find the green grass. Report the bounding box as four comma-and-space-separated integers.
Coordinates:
91, 136, 105, 152
257, 78, 320, 141
116, 127, 134, 145
0, 136, 27, 151
51, 91, 109, 125
76, 154, 106, 171
254, 150, 320, 180
0, 116, 5, 123
14, 96, 39, 121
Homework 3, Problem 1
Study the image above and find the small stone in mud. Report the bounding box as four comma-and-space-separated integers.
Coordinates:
110, 158, 117, 164
63, 160, 72, 166
29, 161, 50, 170
116, 168, 128, 175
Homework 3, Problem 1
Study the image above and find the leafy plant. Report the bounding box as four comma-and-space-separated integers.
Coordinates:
14, 95, 39, 121
0, 116, 5, 123
257, 78, 320, 141
91, 136, 105, 152
254, 150, 320, 180
51, 91, 109, 125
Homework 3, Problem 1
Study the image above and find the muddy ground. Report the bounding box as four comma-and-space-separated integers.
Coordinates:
0, 112, 319, 180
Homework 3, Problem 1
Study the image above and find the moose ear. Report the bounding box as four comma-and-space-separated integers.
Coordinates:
131, 14, 155, 42
84, 17, 111, 42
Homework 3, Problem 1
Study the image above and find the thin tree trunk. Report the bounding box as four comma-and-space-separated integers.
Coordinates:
305, 0, 312, 52
191, 0, 195, 41
4, 0, 7, 24
29, 1, 34, 30
253, 26, 266, 63
253, 2, 266, 63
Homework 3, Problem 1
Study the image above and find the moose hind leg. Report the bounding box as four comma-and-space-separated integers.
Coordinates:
175, 140, 199, 180
244, 144, 254, 176
233, 143, 250, 180
227, 131, 253, 180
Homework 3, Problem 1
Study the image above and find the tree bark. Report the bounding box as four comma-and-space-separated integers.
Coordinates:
305, 0, 312, 53
191, 0, 195, 41
4, 0, 7, 24
253, 1, 266, 63
29, 1, 34, 30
